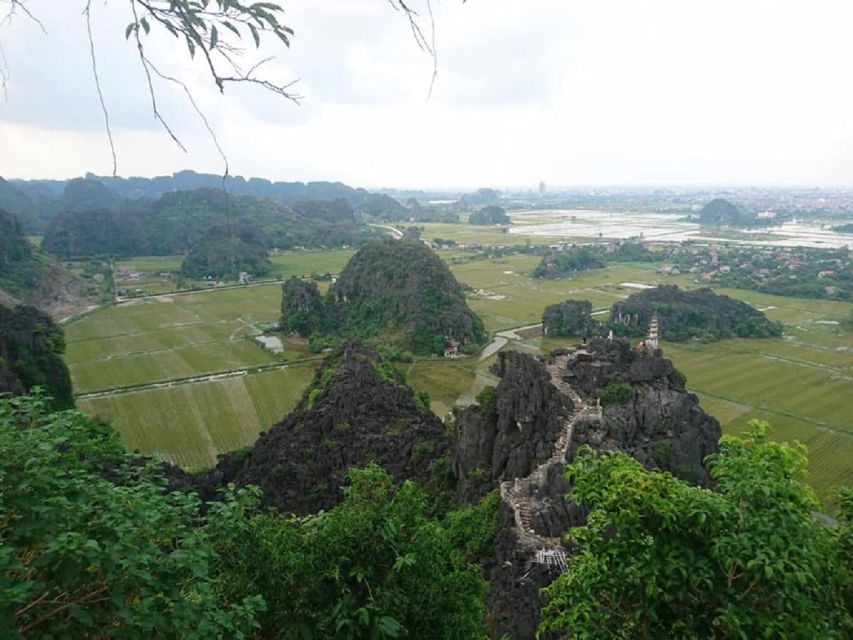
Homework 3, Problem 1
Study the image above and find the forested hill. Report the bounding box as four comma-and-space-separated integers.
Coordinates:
41, 188, 377, 258
611, 284, 782, 341
0, 301, 74, 410
0, 209, 91, 315
281, 240, 487, 355
4, 171, 406, 233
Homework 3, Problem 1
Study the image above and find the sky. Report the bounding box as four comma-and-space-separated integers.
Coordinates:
1, 0, 852, 189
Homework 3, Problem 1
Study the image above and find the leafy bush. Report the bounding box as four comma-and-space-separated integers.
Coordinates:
598, 380, 633, 405
475, 386, 498, 423
0, 393, 263, 638
214, 464, 489, 639
540, 421, 852, 638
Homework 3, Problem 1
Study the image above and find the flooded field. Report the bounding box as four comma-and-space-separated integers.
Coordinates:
509, 209, 853, 249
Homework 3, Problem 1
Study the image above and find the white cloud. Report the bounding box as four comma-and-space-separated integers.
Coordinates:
0, 0, 851, 187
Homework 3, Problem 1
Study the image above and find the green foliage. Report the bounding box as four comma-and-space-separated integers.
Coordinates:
598, 380, 633, 406
542, 299, 596, 338
533, 247, 605, 279
540, 421, 851, 639
414, 389, 432, 409
373, 361, 398, 383
179, 223, 271, 281
284, 240, 487, 356
125, 0, 293, 92
307, 387, 323, 409
0, 303, 74, 410
412, 440, 435, 463
0, 393, 263, 638
475, 386, 498, 423
610, 284, 782, 342
443, 491, 502, 568
213, 464, 489, 639
42, 207, 150, 259
468, 206, 510, 226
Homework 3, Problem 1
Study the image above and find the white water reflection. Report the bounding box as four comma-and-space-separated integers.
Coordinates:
509, 209, 853, 249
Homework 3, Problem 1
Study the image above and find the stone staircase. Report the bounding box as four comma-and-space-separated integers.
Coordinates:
499, 348, 603, 568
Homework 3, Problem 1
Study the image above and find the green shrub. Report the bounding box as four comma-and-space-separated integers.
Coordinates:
599, 380, 633, 405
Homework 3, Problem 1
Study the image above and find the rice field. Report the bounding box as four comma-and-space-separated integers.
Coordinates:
67, 245, 851, 505
77, 364, 316, 470
65, 284, 284, 393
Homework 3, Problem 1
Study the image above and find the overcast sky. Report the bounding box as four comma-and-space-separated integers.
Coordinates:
1, 0, 852, 189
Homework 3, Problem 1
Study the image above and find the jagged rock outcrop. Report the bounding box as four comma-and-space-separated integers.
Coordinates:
557, 338, 720, 486
453, 339, 721, 639
454, 351, 569, 502
193, 342, 450, 514
0, 302, 74, 410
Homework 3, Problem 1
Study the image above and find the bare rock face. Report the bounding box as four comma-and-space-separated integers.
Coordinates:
453, 339, 721, 639
453, 350, 570, 502
194, 342, 451, 515
560, 337, 720, 486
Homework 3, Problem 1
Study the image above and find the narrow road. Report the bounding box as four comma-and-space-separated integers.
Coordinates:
371, 224, 404, 239
76, 358, 323, 400
479, 323, 543, 361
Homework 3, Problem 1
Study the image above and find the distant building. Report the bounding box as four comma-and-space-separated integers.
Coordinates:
538, 181, 546, 197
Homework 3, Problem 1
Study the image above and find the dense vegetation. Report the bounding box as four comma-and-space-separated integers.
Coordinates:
0, 393, 499, 639
42, 208, 151, 259
468, 206, 510, 225
38, 182, 379, 259
179, 223, 271, 280
611, 285, 782, 341
540, 422, 852, 638
215, 464, 494, 639
0, 209, 34, 284
542, 299, 595, 338
0, 302, 73, 410
281, 240, 487, 355
0, 179, 40, 234
10, 171, 387, 209
0, 209, 55, 300
533, 247, 605, 279
604, 241, 659, 262
0, 209, 97, 312
0, 392, 264, 638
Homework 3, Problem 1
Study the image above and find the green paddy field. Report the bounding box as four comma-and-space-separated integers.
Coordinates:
69, 246, 852, 505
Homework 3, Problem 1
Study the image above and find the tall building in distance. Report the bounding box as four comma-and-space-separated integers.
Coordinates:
538, 181, 546, 198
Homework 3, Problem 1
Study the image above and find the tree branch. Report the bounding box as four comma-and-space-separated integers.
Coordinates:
84, 0, 118, 176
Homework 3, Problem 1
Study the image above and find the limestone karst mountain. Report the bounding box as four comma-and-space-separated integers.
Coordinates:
280, 239, 487, 355
452, 338, 721, 638
187, 342, 451, 515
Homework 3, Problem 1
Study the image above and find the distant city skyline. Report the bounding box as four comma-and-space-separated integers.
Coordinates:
1, 1, 852, 188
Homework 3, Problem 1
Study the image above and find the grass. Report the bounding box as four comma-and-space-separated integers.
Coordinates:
77, 364, 316, 470
407, 355, 499, 418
